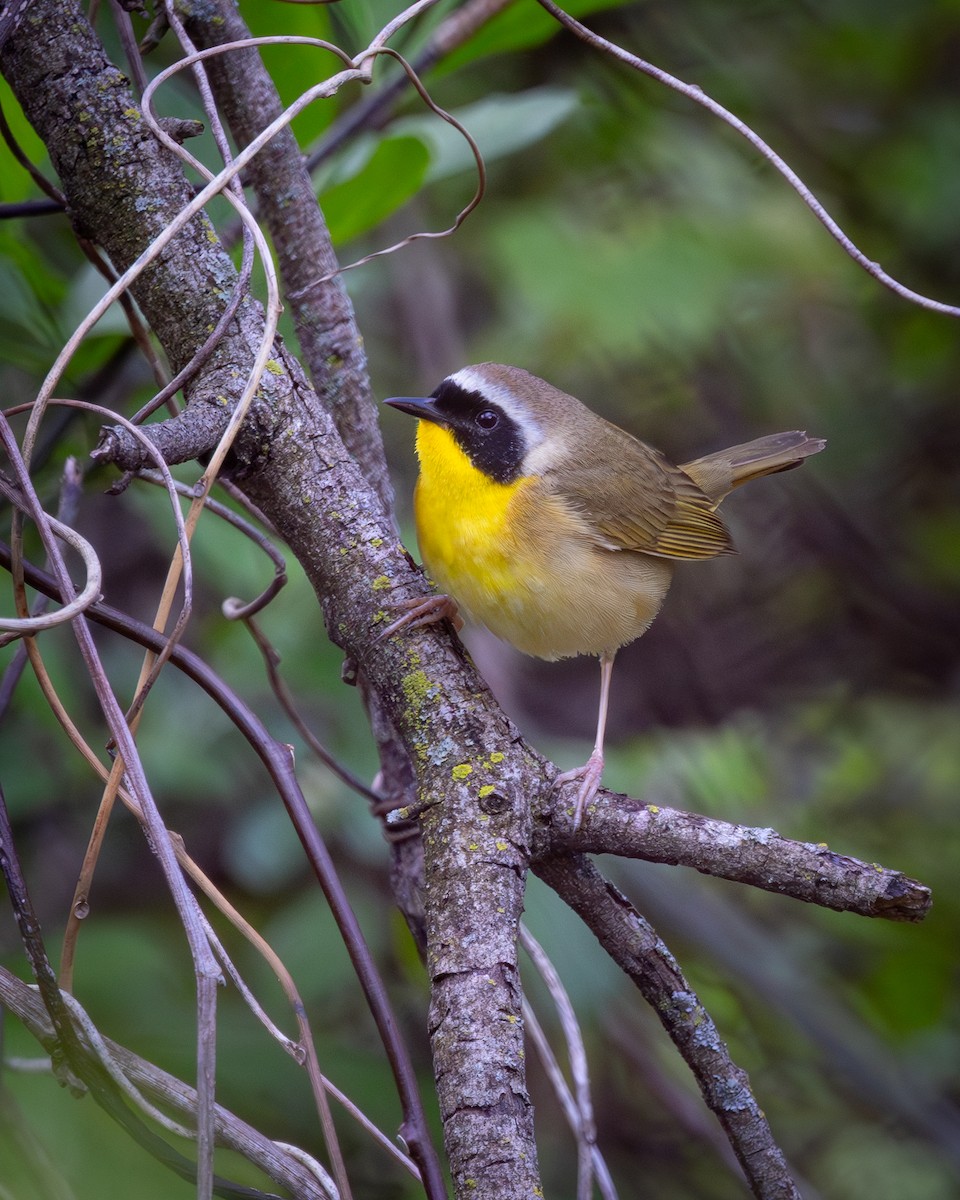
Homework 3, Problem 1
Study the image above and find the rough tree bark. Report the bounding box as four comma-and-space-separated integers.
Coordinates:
0, 3, 931, 1199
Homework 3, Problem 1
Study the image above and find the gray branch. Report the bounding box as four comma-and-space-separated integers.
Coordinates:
0, 967, 333, 1200
542, 790, 931, 921
536, 855, 802, 1200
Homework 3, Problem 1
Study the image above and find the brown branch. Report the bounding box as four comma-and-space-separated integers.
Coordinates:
536, 854, 802, 1200
540, 790, 931, 922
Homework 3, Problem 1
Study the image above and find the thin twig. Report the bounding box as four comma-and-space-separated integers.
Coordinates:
535, 0, 960, 320
332, 45, 486, 273
0, 784, 87, 1087
60, 992, 197, 1140
135, 470, 288, 619
300, 0, 512, 177
0, 95, 66, 203
0, 966, 337, 1200
521, 1001, 619, 1200
242, 614, 382, 804
0, 458, 82, 714
362, 0, 445, 73
0, 197, 65, 217
108, 0, 149, 96
520, 926, 615, 1200
0, 476, 102, 638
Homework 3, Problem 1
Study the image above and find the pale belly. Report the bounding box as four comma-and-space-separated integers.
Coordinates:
415, 473, 674, 662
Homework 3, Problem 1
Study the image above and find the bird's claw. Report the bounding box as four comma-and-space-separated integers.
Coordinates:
552, 749, 605, 830
377, 593, 463, 641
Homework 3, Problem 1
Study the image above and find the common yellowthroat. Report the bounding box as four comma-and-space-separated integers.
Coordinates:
385, 364, 824, 827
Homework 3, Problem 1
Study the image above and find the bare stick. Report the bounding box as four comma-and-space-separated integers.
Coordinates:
520, 925, 607, 1200
0, 966, 338, 1200
521, 1001, 619, 1200
0, 479, 102, 637
535, 0, 960, 320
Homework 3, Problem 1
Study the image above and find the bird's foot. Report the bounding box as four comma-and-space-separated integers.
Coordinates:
377, 593, 463, 641
552, 749, 604, 830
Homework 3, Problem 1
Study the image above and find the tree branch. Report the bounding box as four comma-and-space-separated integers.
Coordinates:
177, 0, 393, 511
536, 854, 801, 1200
0, 967, 333, 1200
540, 790, 931, 921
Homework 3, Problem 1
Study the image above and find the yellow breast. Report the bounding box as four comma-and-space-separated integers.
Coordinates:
413, 420, 529, 617
413, 421, 673, 660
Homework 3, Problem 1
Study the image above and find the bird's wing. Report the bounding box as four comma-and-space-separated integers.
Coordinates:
546, 435, 735, 561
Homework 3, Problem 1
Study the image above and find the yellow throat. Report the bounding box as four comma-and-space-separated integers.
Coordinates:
413, 419, 530, 604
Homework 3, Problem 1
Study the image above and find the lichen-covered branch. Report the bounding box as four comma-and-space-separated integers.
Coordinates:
536, 854, 802, 1200
539, 790, 932, 921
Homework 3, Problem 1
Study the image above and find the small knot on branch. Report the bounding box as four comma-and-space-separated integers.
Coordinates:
90, 425, 124, 465
157, 117, 205, 144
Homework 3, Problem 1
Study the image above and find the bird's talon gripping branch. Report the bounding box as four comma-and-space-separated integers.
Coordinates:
553, 749, 605, 830
378, 593, 463, 642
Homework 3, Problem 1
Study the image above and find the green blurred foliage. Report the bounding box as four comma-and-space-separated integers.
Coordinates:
321, 133, 432, 243
2, 0, 960, 1197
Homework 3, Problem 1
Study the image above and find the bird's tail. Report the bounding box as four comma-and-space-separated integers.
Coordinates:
681, 431, 826, 507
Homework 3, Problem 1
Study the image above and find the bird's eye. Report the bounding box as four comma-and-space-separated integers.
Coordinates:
475, 409, 500, 430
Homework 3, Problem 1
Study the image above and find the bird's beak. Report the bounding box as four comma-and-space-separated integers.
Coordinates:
383, 395, 445, 424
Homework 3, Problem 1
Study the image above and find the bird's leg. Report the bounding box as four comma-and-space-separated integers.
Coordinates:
552, 652, 615, 829
377, 592, 463, 641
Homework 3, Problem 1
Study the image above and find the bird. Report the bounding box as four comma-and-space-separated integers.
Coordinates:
384, 363, 824, 828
